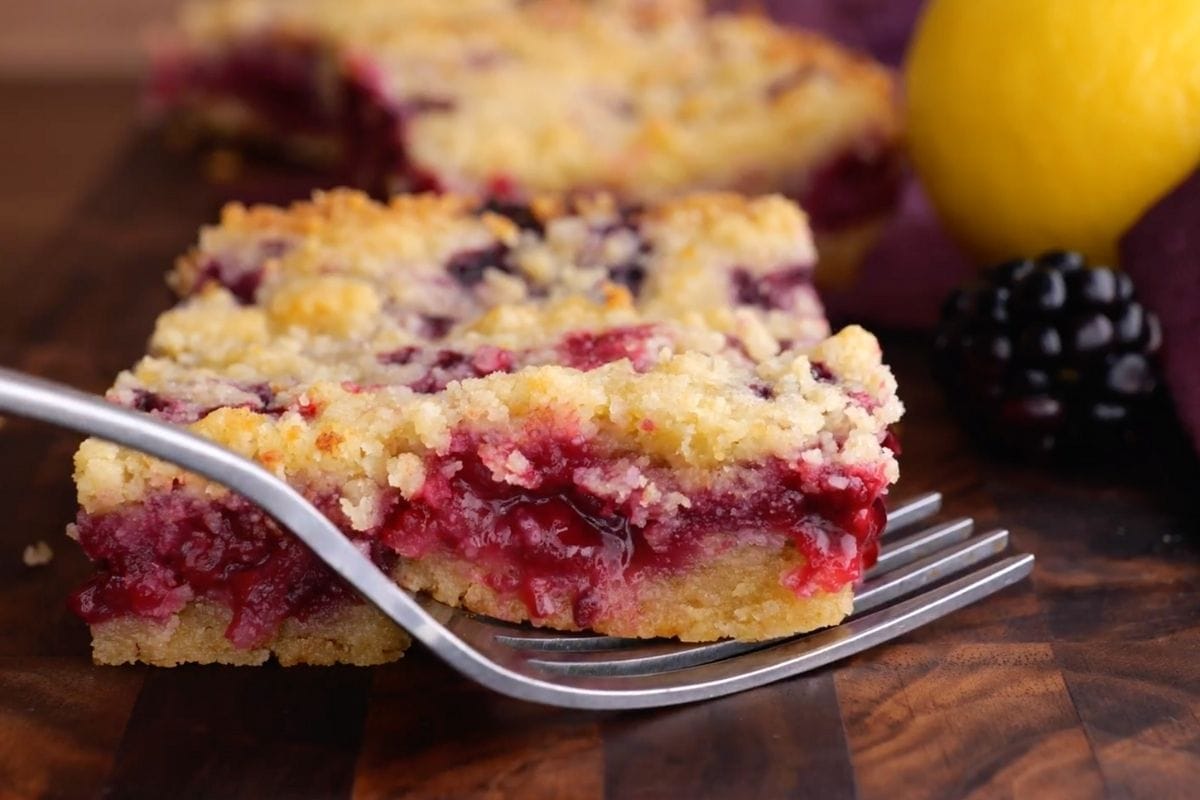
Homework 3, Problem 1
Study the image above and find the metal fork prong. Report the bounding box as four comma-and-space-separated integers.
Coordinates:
435, 609, 633, 652
883, 491, 942, 536
520, 638, 769, 677
868, 517, 974, 578
509, 529, 1009, 677
526, 554, 1034, 680
493, 631, 634, 652
853, 528, 1009, 615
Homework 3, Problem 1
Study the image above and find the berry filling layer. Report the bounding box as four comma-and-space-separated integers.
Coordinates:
71, 428, 889, 647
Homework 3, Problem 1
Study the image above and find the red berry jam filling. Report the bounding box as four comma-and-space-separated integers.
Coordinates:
151, 36, 339, 138
71, 423, 889, 645
557, 325, 657, 372
192, 238, 292, 304
152, 39, 455, 197
403, 347, 518, 393
386, 430, 887, 624
445, 244, 513, 287
338, 56, 457, 195
796, 142, 904, 232
71, 492, 395, 648
732, 265, 816, 311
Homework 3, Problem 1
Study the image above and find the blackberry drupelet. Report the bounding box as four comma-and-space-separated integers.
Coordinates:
934, 251, 1163, 457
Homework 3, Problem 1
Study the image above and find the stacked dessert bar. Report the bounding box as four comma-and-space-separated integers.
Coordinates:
70, 190, 902, 665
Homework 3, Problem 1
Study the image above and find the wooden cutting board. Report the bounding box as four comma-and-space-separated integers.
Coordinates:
0, 134, 1197, 800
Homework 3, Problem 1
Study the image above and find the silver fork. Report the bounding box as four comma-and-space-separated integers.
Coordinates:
0, 367, 1033, 710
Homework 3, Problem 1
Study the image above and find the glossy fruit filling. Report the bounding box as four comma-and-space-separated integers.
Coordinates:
72, 428, 889, 646
70, 492, 390, 648
151, 38, 449, 195
151, 37, 339, 139
797, 142, 904, 231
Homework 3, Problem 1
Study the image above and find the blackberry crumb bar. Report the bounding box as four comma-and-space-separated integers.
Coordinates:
70, 190, 902, 666
151, 0, 902, 286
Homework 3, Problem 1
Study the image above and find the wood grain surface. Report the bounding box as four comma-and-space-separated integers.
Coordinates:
0, 98, 1198, 799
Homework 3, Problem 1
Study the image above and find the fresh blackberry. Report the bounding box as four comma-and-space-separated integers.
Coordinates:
934, 251, 1163, 458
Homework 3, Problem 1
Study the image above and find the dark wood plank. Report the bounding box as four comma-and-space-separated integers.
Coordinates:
0, 78, 137, 273
0, 132, 333, 800
0, 129, 326, 375
603, 672, 856, 800
103, 666, 373, 800
837, 642, 1106, 800
990, 465, 1200, 645
838, 339, 1109, 799
986, 455, 1200, 799
0, 658, 143, 800
1056, 633, 1200, 800
0, 423, 96, 659
0, 83, 158, 800
0, 138, 220, 376
353, 651, 603, 800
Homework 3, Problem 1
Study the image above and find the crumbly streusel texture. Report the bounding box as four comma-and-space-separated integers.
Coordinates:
153, 0, 902, 285
72, 189, 902, 666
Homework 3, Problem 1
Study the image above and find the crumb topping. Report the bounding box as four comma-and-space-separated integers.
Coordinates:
76, 190, 900, 520
22, 541, 54, 567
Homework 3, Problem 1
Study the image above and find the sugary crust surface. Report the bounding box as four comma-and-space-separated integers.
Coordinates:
91, 601, 409, 666
163, 0, 899, 204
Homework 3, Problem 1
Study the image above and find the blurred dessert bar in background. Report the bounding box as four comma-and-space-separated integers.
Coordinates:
149, 0, 902, 287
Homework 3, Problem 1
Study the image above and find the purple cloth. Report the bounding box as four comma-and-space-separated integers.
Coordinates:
823, 180, 972, 328
758, 0, 927, 66
1121, 170, 1200, 455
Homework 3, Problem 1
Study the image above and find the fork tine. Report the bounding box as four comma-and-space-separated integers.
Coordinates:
522, 638, 769, 677
883, 491, 942, 535
440, 610, 632, 652
525, 553, 1034, 681
492, 631, 633, 651
867, 517, 974, 577
853, 528, 1008, 614
512, 529, 1009, 676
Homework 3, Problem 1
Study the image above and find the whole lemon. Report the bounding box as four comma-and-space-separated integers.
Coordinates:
905, 0, 1200, 265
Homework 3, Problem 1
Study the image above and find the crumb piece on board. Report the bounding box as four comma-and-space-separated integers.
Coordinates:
22, 540, 53, 567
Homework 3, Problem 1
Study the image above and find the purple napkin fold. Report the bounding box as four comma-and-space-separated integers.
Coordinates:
1121, 171, 1200, 455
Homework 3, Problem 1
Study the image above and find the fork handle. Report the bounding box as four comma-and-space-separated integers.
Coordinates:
0, 366, 452, 646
